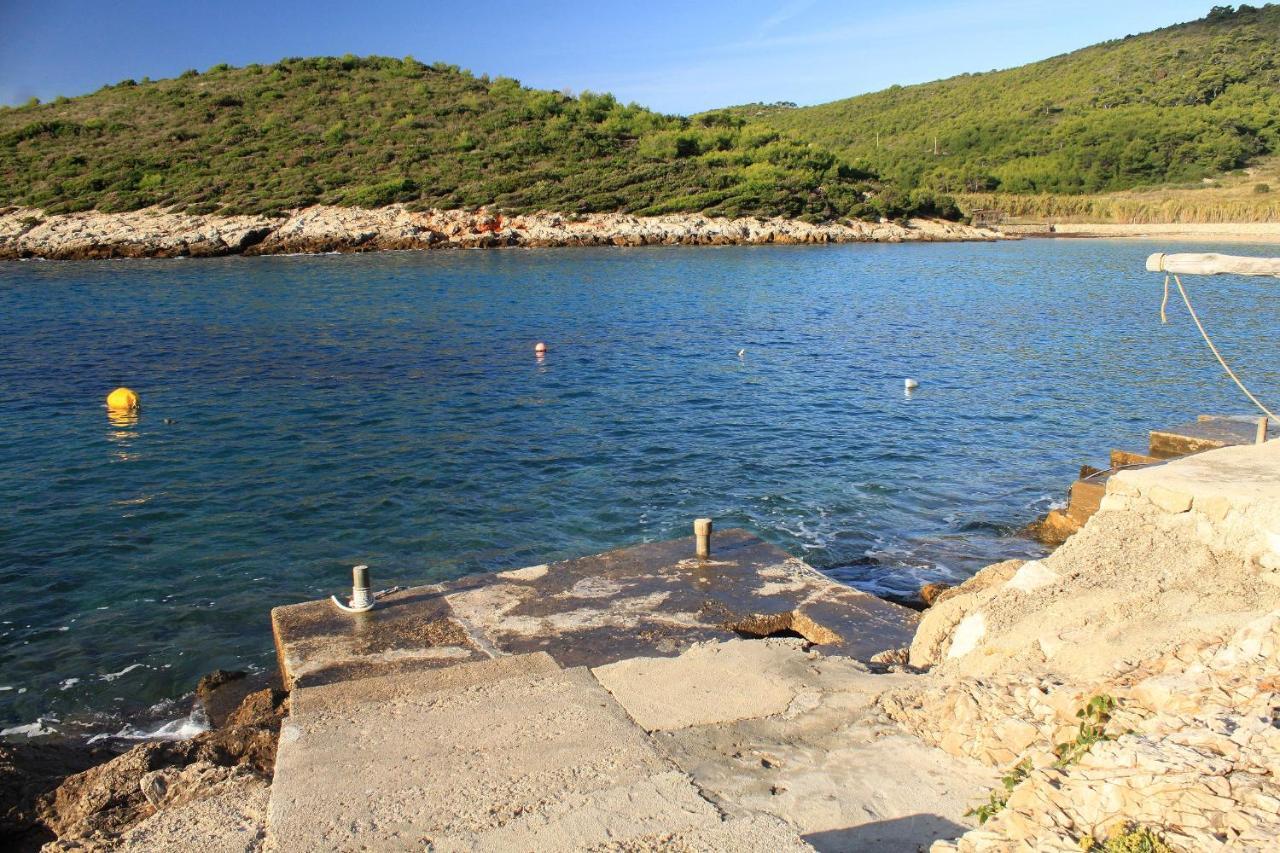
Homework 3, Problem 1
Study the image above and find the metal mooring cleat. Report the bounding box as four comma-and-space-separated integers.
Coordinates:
331, 564, 375, 613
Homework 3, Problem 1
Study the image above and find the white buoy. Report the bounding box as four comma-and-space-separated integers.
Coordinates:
904, 378, 919, 391
737, 349, 745, 359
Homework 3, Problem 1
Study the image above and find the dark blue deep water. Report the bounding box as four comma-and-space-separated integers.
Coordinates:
3, 239, 1278, 736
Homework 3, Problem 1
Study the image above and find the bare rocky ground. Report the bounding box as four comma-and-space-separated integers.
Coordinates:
0, 205, 1002, 260
891, 441, 1280, 850
6, 443, 1278, 851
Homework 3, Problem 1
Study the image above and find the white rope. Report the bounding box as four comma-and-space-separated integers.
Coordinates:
1161, 272, 1277, 421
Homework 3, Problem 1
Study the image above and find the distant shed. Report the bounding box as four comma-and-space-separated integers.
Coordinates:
970, 209, 1005, 228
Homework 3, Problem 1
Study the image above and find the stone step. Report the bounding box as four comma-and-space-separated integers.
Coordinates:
1149, 415, 1270, 459
1110, 448, 1161, 469
266, 653, 810, 852
1067, 474, 1110, 525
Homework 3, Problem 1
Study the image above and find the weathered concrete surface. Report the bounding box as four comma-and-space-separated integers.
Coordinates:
593, 638, 819, 731
272, 529, 917, 688
1066, 473, 1108, 525
271, 586, 483, 689
264, 532, 994, 851
445, 529, 916, 667
630, 640, 994, 852
267, 653, 811, 852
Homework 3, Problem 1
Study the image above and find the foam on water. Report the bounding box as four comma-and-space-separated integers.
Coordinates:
87, 707, 210, 744
99, 664, 147, 682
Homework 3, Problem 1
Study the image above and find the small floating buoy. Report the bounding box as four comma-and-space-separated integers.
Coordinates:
904, 378, 919, 391
106, 387, 139, 412
534, 342, 547, 355
737, 349, 745, 359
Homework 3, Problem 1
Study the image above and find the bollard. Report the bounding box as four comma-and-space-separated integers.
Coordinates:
331, 565, 375, 613
694, 518, 713, 560
351, 565, 372, 609
1257, 417, 1269, 445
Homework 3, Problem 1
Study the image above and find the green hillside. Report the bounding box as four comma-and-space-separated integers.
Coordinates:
728, 4, 1280, 196
0, 56, 935, 222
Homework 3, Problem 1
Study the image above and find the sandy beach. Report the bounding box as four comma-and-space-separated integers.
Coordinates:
1019, 222, 1280, 243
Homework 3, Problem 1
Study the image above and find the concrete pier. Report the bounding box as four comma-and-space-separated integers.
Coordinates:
264, 530, 987, 851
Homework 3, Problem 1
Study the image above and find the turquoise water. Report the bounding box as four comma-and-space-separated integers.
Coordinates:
2, 239, 1278, 737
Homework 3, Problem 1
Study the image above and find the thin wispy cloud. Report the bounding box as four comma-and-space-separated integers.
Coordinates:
756, 0, 820, 36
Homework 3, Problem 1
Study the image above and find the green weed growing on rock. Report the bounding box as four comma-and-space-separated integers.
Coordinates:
1079, 824, 1174, 852
1055, 694, 1116, 767
967, 694, 1120, 826
966, 758, 1031, 824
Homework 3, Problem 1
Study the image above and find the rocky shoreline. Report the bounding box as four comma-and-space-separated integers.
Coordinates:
1, 671, 284, 851
0, 205, 1003, 261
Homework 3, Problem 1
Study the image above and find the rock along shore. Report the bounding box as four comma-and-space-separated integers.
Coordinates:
0, 205, 1003, 261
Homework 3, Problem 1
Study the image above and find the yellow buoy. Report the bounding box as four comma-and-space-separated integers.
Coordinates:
106, 387, 139, 412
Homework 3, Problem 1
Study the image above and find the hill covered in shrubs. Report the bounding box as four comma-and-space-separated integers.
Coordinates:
0, 56, 944, 222
729, 4, 1280, 197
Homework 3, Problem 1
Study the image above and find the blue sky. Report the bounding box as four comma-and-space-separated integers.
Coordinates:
0, 1, 1218, 112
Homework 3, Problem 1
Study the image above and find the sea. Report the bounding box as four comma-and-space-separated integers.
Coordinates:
2, 238, 1277, 738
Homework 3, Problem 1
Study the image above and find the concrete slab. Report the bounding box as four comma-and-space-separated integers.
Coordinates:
288, 651, 562, 717
267, 653, 812, 851
271, 584, 484, 689
272, 529, 917, 687
572, 813, 815, 852
430, 771, 809, 852
1067, 475, 1109, 525
648, 650, 995, 853
730, 732, 984, 853
593, 638, 829, 731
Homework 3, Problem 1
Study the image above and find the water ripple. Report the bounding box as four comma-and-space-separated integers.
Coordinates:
2, 240, 1279, 732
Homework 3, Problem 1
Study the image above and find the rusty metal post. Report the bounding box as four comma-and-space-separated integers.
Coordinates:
1257, 417, 1269, 445
351, 565, 371, 609
694, 518, 713, 560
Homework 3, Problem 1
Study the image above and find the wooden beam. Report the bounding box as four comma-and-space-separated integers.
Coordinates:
1146, 252, 1280, 277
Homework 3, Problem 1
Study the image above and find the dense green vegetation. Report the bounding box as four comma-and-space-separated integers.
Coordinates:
0, 56, 924, 221
6, 6, 1278, 220
728, 5, 1280, 196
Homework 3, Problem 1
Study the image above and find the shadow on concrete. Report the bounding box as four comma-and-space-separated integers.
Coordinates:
804, 814, 968, 852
